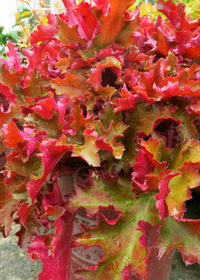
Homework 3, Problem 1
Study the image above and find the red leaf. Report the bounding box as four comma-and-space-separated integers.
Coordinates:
43, 183, 64, 208
155, 173, 178, 220
97, 43, 125, 62
132, 149, 155, 193
1, 41, 22, 72
0, 82, 16, 104
157, 217, 200, 266
31, 93, 55, 119
157, 0, 189, 31
182, 35, 200, 58
28, 211, 74, 280
121, 265, 135, 280
138, 221, 160, 249
95, 120, 128, 159
22, 43, 48, 71
62, 0, 79, 26
71, 186, 158, 280
51, 71, 89, 98
98, 205, 123, 225
16, 203, 49, 249
62, 0, 100, 46
133, 59, 200, 103
2, 120, 26, 148
23, 130, 47, 158
17, 203, 31, 228
54, 95, 71, 124
30, 13, 57, 45
165, 162, 200, 220
42, 183, 65, 219
92, 0, 110, 16
95, 136, 113, 153
112, 85, 138, 113
75, 2, 101, 44
156, 0, 200, 58
25, 40, 63, 80
27, 139, 72, 203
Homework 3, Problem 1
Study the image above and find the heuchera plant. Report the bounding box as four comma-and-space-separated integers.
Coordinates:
1, 0, 200, 279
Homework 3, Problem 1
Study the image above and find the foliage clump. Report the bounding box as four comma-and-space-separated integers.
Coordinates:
1, 0, 200, 279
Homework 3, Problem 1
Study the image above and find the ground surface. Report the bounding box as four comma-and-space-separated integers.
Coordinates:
0, 225, 41, 280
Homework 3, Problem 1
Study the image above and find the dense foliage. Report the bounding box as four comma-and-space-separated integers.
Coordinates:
135, 0, 200, 21
1, 0, 200, 279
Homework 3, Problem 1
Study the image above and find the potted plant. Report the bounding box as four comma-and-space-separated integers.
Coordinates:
1, 0, 200, 279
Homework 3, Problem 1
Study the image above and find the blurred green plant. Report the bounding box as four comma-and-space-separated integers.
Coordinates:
0, 26, 18, 58
181, 0, 200, 19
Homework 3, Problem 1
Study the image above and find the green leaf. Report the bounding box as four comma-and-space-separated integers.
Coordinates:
24, 113, 63, 139
69, 171, 160, 279
7, 153, 43, 179
157, 217, 200, 266
0, 175, 19, 237
122, 101, 176, 168
170, 139, 200, 172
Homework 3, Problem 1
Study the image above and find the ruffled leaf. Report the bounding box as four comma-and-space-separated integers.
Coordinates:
31, 93, 55, 120
157, 217, 200, 266
51, 71, 90, 98
1, 41, 22, 72
69, 171, 159, 279
72, 130, 100, 166
2, 120, 26, 148
27, 139, 72, 203
62, 0, 101, 46
155, 172, 178, 220
30, 13, 57, 45
95, 120, 128, 159
166, 162, 200, 220
28, 211, 74, 280
93, 0, 139, 48
0, 175, 19, 237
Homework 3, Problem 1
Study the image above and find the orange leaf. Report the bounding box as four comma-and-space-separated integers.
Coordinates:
93, 0, 136, 48
2, 121, 25, 148
51, 72, 89, 98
